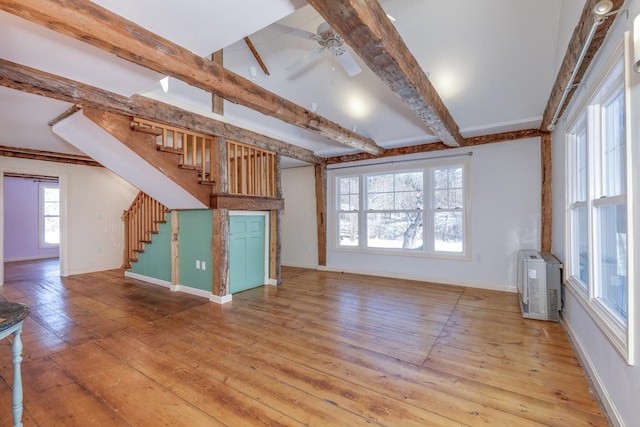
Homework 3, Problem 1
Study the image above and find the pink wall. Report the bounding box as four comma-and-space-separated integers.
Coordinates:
3, 177, 59, 261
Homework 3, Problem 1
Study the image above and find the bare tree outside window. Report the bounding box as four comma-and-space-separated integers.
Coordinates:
366, 172, 423, 249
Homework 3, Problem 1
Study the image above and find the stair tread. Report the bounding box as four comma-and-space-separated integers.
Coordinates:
157, 145, 183, 155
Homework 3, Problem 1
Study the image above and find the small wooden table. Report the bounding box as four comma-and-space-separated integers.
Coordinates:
0, 303, 29, 427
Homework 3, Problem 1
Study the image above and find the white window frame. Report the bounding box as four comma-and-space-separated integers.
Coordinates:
332, 157, 470, 259
39, 182, 60, 248
564, 37, 635, 365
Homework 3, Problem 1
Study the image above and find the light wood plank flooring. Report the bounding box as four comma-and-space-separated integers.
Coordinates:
0, 259, 608, 426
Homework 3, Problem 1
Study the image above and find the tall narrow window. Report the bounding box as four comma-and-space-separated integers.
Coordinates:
431, 166, 464, 253
594, 83, 627, 322
40, 183, 60, 247
568, 117, 589, 288
565, 45, 632, 363
337, 176, 359, 247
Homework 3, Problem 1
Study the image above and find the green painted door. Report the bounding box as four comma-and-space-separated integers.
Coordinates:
229, 215, 266, 293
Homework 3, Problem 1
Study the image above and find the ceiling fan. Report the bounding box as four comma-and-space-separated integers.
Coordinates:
276, 22, 362, 77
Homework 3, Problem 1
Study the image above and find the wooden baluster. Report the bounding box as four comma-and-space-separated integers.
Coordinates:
209, 138, 215, 183
162, 128, 167, 150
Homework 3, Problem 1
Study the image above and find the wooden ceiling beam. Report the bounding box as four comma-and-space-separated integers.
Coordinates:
0, 58, 323, 165
307, 0, 464, 148
0, 0, 383, 156
0, 145, 101, 166
326, 129, 541, 164
541, 0, 624, 131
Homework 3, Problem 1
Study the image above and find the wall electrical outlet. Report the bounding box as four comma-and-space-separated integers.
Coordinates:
196, 260, 201, 269
201, 261, 206, 270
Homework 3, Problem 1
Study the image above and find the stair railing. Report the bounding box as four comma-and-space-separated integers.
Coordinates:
130, 118, 277, 197
122, 191, 168, 269
131, 118, 215, 184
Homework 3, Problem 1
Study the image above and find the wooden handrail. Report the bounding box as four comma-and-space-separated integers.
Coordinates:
122, 191, 168, 269
131, 117, 278, 198
131, 118, 216, 184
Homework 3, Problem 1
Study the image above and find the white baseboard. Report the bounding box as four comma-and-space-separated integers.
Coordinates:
321, 265, 517, 293
561, 315, 621, 427
266, 278, 278, 286
173, 285, 211, 299
282, 261, 321, 270
68, 263, 124, 276
4, 255, 59, 262
125, 272, 232, 303
125, 271, 171, 289
209, 293, 232, 304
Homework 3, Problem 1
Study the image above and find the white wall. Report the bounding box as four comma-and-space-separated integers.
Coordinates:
282, 139, 542, 292
0, 156, 138, 280
550, 3, 640, 425
281, 166, 319, 268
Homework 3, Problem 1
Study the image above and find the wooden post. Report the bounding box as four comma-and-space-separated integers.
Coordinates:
121, 210, 131, 270
541, 132, 552, 253
171, 210, 179, 286
270, 155, 283, 284
315, 163, 327, 267
210, 50, 224, 116
210, 50, 231, 298
212, 208, 229, 296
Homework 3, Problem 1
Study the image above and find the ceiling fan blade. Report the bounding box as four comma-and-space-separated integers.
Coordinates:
336, 49, 362, 77
286, 47, 325, 72
270, 23, 318, 40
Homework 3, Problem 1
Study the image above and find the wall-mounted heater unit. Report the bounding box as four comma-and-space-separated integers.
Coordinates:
517, 250, 562, 322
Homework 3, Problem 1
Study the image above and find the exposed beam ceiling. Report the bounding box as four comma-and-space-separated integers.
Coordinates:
307, 0, 464, 147
0, 0, 384, 155
541, 0, 625, 131
0, 58, 323, 164
326, 129, 541, 164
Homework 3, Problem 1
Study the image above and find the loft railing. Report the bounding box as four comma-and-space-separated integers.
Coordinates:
227, 140, 277, 197
121, 191, 168, 269
131, 118, 215, 184
130, 118, 277, 197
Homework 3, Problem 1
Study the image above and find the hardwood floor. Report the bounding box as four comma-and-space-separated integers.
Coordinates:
0, 259, 608, 426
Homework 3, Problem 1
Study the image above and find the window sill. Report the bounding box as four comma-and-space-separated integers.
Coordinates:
333, 245, 471, 261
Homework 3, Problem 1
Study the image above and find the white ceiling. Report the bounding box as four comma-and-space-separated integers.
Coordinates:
0, 0, 586, 166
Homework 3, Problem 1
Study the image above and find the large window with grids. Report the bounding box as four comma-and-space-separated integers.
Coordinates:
335, 160, 469, 258
565, 44, 633, 364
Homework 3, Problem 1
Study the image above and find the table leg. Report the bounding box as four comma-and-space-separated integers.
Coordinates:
11, 327, 23, 427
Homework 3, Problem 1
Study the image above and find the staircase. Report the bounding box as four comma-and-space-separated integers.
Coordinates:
121, 192, 169, 269
53, 108, 283, 271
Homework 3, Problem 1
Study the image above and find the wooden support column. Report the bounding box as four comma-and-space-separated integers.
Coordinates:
269, 155, 283, 284
541, 133, 552, 253
171, 210, 179, 286
315, 163, 327, 267
210, 57, 231, 300
270, 211, 281, 285
212, 208, 230, 297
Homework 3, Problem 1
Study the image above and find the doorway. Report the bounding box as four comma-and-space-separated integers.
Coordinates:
1, 171, 66, 285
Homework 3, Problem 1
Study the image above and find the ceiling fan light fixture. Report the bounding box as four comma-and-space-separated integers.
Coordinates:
593, 0, 613, 16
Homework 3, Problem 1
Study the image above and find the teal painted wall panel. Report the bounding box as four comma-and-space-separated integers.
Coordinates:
131, 215, 172, 282
178, 210, 213, 291
229, 215, 265, 293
